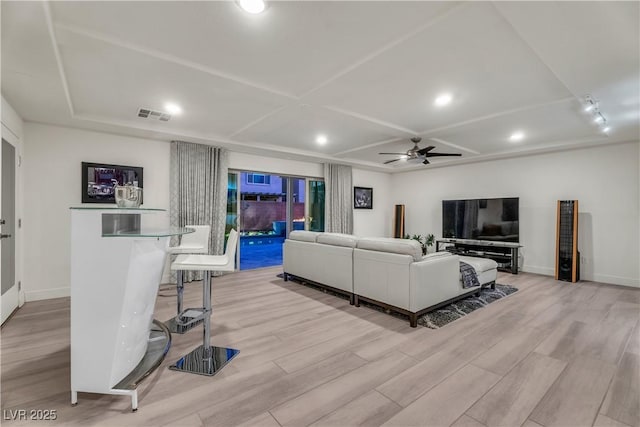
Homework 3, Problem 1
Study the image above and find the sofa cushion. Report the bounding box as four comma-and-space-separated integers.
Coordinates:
288, 230, 320, 243
421, 251, 452, 261
459, 256, 498, 273
316, 233, 358, 248
357, 237, 423, 262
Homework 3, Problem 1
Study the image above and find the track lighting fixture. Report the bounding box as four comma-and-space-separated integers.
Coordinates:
583, 95, 610, 134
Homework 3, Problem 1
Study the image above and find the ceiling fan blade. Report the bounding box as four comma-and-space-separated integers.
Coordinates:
422, 158, 430, 165
379, 152, 408, 155
424, 152, 462, 157
416, 146, 435, 155
384, 158, 402, 164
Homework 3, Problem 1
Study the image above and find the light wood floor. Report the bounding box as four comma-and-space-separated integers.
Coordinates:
2, 267, 639, 427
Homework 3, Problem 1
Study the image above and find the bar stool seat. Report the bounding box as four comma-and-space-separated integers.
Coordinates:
165, 225, 210, 334
169, 229, 239, 376
172, 254, 234, 270
167, 225, 210, 255
169, 243, 208, 254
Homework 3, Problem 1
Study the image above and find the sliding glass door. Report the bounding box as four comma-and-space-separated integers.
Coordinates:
228, 172, 323, 270
287, 177, 306, 235
307, 179, 325, 232
226, 173, 238, 241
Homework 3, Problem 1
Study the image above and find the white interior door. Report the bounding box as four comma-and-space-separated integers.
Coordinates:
1, 138, 18, 324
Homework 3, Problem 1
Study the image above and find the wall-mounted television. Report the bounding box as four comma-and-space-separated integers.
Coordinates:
442, 197, 519, 242
81, 162, 143, 204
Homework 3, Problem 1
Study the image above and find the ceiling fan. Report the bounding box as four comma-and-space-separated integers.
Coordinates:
379, 137, 462, 165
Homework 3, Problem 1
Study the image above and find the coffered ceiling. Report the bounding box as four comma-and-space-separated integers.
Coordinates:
2, 1, 639, 171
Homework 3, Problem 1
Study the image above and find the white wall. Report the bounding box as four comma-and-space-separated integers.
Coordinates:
2, 98, 23, 143
23, 123, 171, 301
391, 142, 640, 287
352, 168, 392, 237
229, 151, 323, 178
1, 96, 25, 307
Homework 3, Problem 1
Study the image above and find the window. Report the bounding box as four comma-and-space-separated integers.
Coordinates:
246, 173, 270, 185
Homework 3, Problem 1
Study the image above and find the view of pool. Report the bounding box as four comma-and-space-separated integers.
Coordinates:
239, 235, 285, 270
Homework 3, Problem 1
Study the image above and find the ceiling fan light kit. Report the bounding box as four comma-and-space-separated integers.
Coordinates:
379, 137, 462, 166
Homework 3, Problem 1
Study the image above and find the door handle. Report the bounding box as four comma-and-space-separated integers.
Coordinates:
0, 234, 11, 239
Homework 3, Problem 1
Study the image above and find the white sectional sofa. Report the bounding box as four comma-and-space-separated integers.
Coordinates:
283, 231, 357, 304
283, 231, 497, 327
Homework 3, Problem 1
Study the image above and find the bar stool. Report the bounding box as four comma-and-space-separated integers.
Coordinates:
169, 229, 239, 376
164, 225, 211, 334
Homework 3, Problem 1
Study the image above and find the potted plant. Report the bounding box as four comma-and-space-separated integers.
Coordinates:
404, 233, 435, 255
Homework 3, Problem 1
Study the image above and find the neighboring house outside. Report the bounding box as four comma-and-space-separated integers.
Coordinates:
237, 172, 306, 233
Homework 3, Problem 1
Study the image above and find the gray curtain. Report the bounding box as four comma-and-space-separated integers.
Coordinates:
324, 163, 353, 234
170, 141, 229, 281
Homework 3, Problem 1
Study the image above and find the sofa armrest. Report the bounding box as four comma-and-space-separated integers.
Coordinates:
409, 254, 461, 312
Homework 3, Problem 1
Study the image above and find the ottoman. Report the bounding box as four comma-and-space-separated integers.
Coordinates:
459, 256, 498, 289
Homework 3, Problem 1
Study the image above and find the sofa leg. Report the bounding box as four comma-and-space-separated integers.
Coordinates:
491, 281, 496, 290
409, 313, 418, 328
283, 273, 288, 282
354, 295, 360, 307
349, 294, 355, 305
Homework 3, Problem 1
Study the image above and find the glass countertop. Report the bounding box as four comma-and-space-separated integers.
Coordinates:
70, 206, 166, 211
102, 227, 195, 238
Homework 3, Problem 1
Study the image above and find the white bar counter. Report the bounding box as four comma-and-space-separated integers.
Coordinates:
69, 207, 193, 410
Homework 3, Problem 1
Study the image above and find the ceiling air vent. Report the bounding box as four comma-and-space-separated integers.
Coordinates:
137, 108, 171, 122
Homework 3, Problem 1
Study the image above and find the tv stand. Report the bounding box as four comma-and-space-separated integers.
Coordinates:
436, 238, 521, 274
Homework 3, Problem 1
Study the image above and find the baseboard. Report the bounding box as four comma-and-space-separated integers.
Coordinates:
521, 265, 639, 288
25, 286, 70, 302
591, 274, 639, 288
521, 265, 554, 276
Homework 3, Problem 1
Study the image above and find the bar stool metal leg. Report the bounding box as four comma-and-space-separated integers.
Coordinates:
164, 270, 204, 334
202, 271, 212, 359
177, 269, 184, 314
169, 271, 239, 376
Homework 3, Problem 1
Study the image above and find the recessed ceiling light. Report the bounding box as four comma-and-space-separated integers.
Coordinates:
316, 135, 328, 145
593, 115, 604, 123
238, 0, 266, 14
602, 126, 611, 133
434, 93, 452, 107
509, 131, 525, 142
164, 102, 182, 115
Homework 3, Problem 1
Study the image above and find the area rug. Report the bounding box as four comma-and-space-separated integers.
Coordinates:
277, 273, 517, 329
418, 284, 518, 329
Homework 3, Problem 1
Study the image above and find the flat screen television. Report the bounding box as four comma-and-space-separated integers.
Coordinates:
442, 197, 519, 243
81, 162, 143, 204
